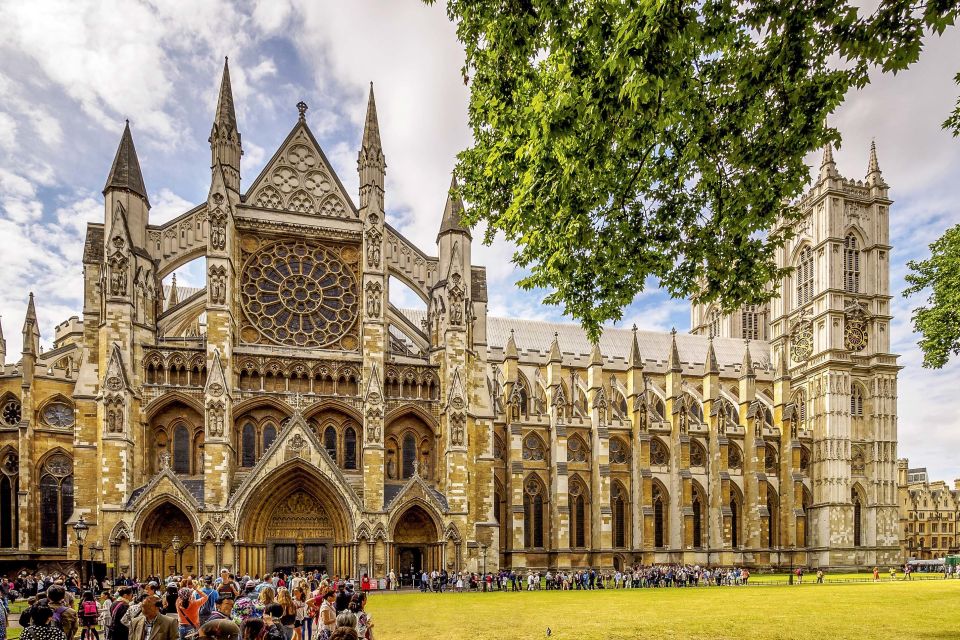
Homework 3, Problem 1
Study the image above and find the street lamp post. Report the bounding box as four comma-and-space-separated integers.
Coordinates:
90, 542, 103, 587
73, 515, 89, 588
172, 535, 182, 577
479, 544, 488, 589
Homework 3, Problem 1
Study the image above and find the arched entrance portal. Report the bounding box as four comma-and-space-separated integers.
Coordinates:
238, 462, 354, 576
392, 505, 440, 584
138, 501, 196, 577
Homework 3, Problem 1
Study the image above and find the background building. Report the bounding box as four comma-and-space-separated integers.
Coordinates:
0, 62, 901, 578
898, 459, 960, 560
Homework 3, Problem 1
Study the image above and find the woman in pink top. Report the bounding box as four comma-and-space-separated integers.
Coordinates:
176, 587, 209, 640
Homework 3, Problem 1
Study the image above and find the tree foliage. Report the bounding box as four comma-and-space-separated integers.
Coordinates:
904, 226, 960, 369
426, 0, 959, 340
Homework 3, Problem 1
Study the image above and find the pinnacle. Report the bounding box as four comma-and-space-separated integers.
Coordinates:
548, 332, 562, 363
704, 336, 719, 375
776, 346, 790, 380
627, 324, 643, 369
505, 328, 518, 359
741, 339, 755, 378
590, 342, 603, 367
362, 82, 382, 152
103, 121, 149, 204
167, 273, 179, 307
866, 139, 884, 186
668, 328, 682, 373
214, 57, 238, 134
438, 174, 471, 239
24, 292, 37, 324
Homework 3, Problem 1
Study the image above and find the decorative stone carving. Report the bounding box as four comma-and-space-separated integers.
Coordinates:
105, 397, 124, 434
365, 406, 382, 443
209, 265, 227, 305
210, 208, 227, 251
791, 312, 813, 362
845, 304, 869, 352
207, 400, 225, 437
288, 433, 308, 452
450, 413, 466, 447
366, 227, 382, 269
448, 272, 465, 326
109, 255, 128, 296
365, 280, 382, 317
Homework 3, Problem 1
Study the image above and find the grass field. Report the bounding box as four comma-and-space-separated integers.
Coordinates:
365, 579, 960, 639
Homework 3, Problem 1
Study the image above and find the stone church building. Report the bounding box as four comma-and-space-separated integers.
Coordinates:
0, 61, 901, 578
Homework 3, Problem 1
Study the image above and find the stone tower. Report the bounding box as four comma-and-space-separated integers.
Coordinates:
768, 140, 900, 567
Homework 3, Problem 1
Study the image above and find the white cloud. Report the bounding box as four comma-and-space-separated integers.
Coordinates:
149, 188, 195, 225
0, 112, 17, 151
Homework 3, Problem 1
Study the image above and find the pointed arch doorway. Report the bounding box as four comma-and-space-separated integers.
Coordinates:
237, 462, 355, 576
391, 504, 441, 583
137, 501, 197, 577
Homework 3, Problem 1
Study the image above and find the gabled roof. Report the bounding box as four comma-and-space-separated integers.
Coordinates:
243, 118, 358, 218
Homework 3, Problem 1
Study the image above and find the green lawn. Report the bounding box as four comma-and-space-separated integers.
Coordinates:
366, 579, 960, 639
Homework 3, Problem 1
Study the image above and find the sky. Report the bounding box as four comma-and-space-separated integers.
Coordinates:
0, 1, 957, 482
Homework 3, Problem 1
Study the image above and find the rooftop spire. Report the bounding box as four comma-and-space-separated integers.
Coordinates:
741, 339, 755, 378
627, 324, 643, 369
214, 57, 238, 135
505, 329, 518, 359
866, 139, 885, 187
361, 82, 382, 153
167, 273, 179, 308
668, 328, 682, 372
819, 141, 838, 181
24, 292, 37, 326
704, 336, 719, 375
104, 121, 149, 204
590, 342, 603, 367
22, 292, 39, 356
438, 174, 471, 239
548, 332, 562, 363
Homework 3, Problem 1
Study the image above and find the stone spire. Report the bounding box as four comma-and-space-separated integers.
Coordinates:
167, 273, 179, 308
22, 292, 39, 356
775, 346, 790, 380
437, 175, 471, 240
668, 328, 682, 372
590, 341, 603, 366
866, 139, 885, 187
627, 324, 643, 369
0, 315, 5, 364
505, 329, 518, 359
819, 140, 838, 181
740, 339, 755, 378
548, 332, 562, 363
704, 336, 719, 375
103, 121, 149, 204
210, 57, 242, 193
358, 82, 385, 209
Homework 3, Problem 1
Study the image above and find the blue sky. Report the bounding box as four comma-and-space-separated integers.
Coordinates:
0, 1, 958, 482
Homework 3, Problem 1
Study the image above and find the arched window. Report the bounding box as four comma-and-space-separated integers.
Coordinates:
765, 444, 779, 475
241, 422, 256, 467
851, 384, 864, 417
612, 482, 627, 548
567, 435, 589, 463
524, 476, 545, 548
650, 438, 669, 466
690, 439, 707, 468
263, 424, 277, 453
653, 482, 667, 548
173, 424, 190, 474
609, 437, 629, 464
727, 442, 743, 470
715, 398, 739, 433
344, 426, 357, 470
0, 450, 18, 548
767, 484, 779, 549
569, 477, 587, 548
852, 488, 864, 547
402, 433, 417, 479
741, 305, 761, 341
323, 425, 338, 461
709, 309, 720, 338
802, 488, 812, 546
730, 495, 741, 548
844, 234, 860, 293
692, 482, 706, 548
793, 391, 807, 428
522, 434, 547, 461
39, 454, 73, 548
797, 246, 814, 306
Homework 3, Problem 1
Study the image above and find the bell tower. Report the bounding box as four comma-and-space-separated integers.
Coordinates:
769, 139, 899, 567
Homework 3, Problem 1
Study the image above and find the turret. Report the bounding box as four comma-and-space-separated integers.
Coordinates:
866, 139, 887, 191
503, 329, 519, 384
819, 141, 839, 182
666, 328, 682, 399
358, 83, 385, 209
210, 58, 242, 194
103, 121, 149, 249
625, 325, 644, 399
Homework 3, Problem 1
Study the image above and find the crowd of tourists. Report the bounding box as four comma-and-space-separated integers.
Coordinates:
2, 569, 374, 640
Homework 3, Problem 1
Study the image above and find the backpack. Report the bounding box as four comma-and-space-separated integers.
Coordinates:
83, 600, 99, 617
264, 622, 284, 640
53, 604, 79, 639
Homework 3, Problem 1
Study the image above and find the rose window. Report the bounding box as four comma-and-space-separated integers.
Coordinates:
2, 400, 21, 426
240, 239, 358, 348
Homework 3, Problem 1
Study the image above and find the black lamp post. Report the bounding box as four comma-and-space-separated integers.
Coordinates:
479, 544, 488, 590
172, 535, 182, 576
73, 515, 89, 588
90, 541, 103, 587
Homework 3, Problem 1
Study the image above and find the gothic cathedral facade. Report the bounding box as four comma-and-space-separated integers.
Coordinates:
0, 62, 899, 578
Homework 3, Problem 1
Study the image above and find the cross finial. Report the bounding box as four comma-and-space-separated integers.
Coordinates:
297, 101, 308, 121
292, 392, 304, 411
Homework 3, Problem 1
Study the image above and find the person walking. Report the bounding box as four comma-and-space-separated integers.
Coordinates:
78, 591, 100, 640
